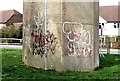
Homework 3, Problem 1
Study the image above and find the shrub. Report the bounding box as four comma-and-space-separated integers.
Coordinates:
1, 25, 23, 39
15, 26, 23, 39
1, 25, 16, 38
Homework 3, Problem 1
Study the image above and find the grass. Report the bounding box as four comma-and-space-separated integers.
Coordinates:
1, 49, 120, 80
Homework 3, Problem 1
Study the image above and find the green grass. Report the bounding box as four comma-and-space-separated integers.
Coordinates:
1, 49, 120, 80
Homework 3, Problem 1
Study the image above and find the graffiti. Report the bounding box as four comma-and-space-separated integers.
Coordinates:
31, 13, 57, 57
63, 22, 93, 57
24, 25, 32, 51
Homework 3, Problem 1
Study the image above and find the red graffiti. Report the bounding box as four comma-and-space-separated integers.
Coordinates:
32, 30, 57, 56
67, 31, 81, 41
65, 45, 92, 57
80, 46, 93, 57
65, 31, 93, 58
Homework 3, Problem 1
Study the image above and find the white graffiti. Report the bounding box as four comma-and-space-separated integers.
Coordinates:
32, 12, 45, 56
24, 25, 32, 51
31, 12, 58, 57
63, 22, 92, 57
34, 12, 44, 28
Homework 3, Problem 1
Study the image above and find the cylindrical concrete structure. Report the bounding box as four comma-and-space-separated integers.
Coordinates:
23, 0, 99, 72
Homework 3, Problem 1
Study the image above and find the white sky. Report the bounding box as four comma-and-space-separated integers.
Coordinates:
100, 0, 119, 6
0, 0, 23, 14
0, 0, 119, 14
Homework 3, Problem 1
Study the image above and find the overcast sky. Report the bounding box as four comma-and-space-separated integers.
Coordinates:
100, 0, 119, 6
0, 0, 23, 13
0, 0, 119, 14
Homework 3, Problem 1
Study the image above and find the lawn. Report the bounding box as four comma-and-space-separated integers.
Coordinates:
1, 49, 120, 80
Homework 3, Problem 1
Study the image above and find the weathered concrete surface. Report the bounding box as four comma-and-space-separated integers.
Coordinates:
23, 0, 99, 72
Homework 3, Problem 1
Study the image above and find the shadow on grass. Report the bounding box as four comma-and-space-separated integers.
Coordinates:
2, 49, 120, 80
95, 54, 120, 70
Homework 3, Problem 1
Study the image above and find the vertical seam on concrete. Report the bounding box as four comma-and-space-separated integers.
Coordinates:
60, 0, 63, 71
93, 1, 99, 68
